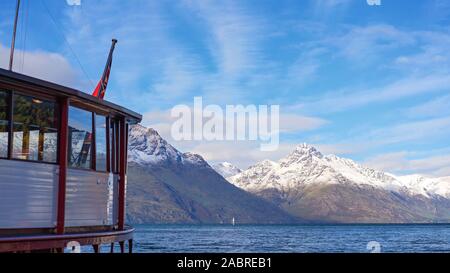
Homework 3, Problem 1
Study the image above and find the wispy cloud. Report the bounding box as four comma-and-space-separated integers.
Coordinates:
183, 0, 266, 77
142, 108, 326, 137
405, 94, 450, 118
188, 141, 297, 168
297, 74, 450, 113
368, 116, 450, 145
331, 116, 450, 153
4, 0, 449, 176
365, 151, 450, 177
310, 0, 353, 16
0, 43, 81, 87
140, 107, 327, 168
333, 24, 415, 61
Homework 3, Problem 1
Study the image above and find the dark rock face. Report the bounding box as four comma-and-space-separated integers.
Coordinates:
126, 163, 298, 224
126, 125, 298, 224
229, 144, 450, 223
258, 183, 450, 223
126, 126, 450, 224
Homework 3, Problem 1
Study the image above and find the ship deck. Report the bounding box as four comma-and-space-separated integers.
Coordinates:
0, 226, 134, 253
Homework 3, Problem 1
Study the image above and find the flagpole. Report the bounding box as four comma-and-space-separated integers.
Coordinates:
9, 0, 21, 71
95, 39, 117, 98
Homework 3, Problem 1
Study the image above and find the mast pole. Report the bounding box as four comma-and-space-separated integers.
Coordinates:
92, 39, 117, 98
9, 0, 21, 71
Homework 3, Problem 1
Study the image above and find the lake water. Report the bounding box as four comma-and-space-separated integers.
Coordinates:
124, 224, 450, 253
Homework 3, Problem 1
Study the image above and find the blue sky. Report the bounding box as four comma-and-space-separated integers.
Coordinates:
1, 0, 450, 175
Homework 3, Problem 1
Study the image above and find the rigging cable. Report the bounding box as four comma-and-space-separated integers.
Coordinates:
40, 0, 95, 89
18, 0, 24, 71
20, 0, 29, 72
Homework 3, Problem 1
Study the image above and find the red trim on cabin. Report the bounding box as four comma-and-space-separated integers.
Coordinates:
92, 112, 96, 170
115, 120, 120, 172
106, 116, 111, 172
7, 90, 13, 159
118, 118, 126, 230
56, 98, 69, 234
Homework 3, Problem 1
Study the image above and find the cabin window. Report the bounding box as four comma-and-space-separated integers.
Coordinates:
12, 93, 59, 162
95, 114, 107, 172
0, 91, 8, 158
68, 106, 93, 169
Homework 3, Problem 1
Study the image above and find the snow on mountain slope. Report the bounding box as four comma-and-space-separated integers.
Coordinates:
390, 174, 450, 198
126, 124, 298, 224
128, 124, 209, 167
212, 162, 242, 178
229, 143, 450, 199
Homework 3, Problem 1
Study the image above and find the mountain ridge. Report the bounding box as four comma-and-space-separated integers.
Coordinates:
229, 143, 450, 199
228, 143, 450, 223
212, 162, 242, 178
126, 126, 450, 224
126, 124, 299, 224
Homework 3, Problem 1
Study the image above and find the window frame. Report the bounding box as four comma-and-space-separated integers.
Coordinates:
0, 89, 122, 173
11, 91, 60, 163
67, 105, 95, 171
94, 113, 109, 173
67, 104, 113, 173
0, 89, 11, 160
0, 89, 60, 164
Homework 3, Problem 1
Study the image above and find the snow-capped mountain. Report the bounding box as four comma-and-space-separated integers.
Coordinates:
212, 162, 242, 178
128, 124, 209, 167
126, 124, 296, 224
228, 144, 450, 223
229, 143, 449, 199
127, 127, 450, 223
390, 174, 450, 199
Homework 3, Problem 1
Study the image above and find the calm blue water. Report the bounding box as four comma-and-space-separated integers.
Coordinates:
124, 224, 450, 253
83, 224, 450, 253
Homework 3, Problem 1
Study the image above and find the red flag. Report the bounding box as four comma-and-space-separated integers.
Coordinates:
92, 39, 117, 99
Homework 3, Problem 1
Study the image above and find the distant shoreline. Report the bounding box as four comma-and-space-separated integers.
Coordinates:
132, 223, 450, 226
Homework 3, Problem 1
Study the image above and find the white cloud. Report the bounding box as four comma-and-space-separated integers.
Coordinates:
279, 114, 327, 133
311, 0, 353, 16
0, 43, 81, 88
49, 2, 450, 177
188, 141, 297, 169
64, 1, 207, 108
364, 152, 411, 173
313, 143, 367, 156
286, 25, 450, 114
334, 24, 415, 61
142, 108, 326, 137
365, 151, 450, 177
405, 94, 450, 118
393, 31, 450, 73
368, 116, 450, 145
321, 116, 450, 156
183, 0, 265, 77
298, 74, 450, 113
140, 107, 326, 168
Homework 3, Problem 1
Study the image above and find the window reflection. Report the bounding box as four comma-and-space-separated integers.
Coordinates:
68, 107, 92, 169
0, 91, 8, 158
12, 94, 59, 162
96, 114, 107, 172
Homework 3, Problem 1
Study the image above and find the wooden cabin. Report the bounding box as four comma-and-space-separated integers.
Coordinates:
0, 68, 142, 253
